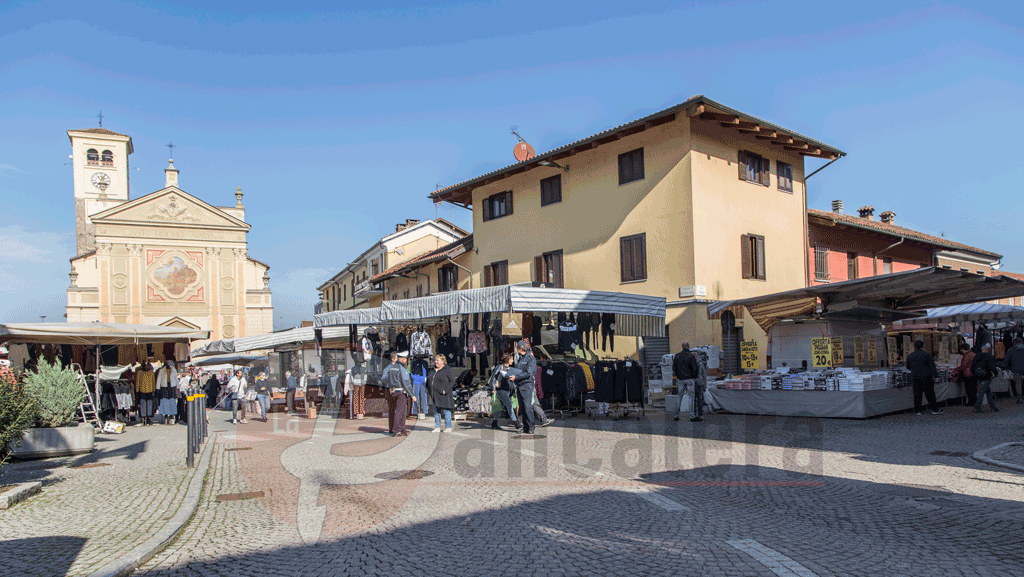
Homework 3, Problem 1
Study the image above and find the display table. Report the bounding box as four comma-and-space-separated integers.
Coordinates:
709, 379, 1007, 419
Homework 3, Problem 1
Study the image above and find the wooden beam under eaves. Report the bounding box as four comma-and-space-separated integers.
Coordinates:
688, 104, 706, 117
700, 112, 740, 124
754, 131, 778, 139
771, 136, 795, 145
784, 143, 810, 151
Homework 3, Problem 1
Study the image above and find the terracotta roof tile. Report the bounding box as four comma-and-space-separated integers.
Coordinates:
808, 208, 1000, 258
369, 235, 472, 284
69, 128, 132, 138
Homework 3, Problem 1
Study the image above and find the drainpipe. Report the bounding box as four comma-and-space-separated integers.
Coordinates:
874, 236, 905, 275
446, 257, 473, 289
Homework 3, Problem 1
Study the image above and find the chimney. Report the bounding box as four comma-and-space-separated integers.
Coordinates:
858, 205, 875, 220
164, 159, 179, 188
879, 210, 896, 225
831, 200, 843, 214
395, 218, 421, 233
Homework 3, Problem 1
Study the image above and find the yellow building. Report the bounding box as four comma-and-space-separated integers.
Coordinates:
317, 218, 468, 313
430, 95, 844, 372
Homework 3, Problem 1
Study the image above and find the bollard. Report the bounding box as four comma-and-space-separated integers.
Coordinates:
200, 393, 208, 440
186, 393, 195, 468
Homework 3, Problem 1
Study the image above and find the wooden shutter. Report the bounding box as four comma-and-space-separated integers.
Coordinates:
483, 265, 492, 288
755, 236, 766, 280
505, 191, 513, 216
634, 235, 646, 280
634, 149, 644, 181
741, 234, 752, 279
498, 261, 508, 285
621, 237, 632, 282
553, 251, 564, 288
534, 256, 543, 283
619, 154, 628, 184
760, 157, 770, 186
738, 151, 747, 180
482, 196, 491, 222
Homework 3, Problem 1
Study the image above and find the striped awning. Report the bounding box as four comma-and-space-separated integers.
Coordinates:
893, 303, 1024, 328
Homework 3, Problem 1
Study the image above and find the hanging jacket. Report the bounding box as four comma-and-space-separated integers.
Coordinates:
410, 331, 432, 356
395, 332, 409, 353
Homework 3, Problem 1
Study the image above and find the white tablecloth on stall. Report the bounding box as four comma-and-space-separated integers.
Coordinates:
708, 378, 1007, 419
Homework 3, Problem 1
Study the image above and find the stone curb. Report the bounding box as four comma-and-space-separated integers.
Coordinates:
0, 481, 42, 509
972, 441, 1024, 474
87, 432, 217, 577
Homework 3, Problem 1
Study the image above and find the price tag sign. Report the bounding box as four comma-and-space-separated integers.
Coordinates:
811, 337, 832, 368
831, 336, 844, 367
867, 340, 877, 364
887, 336, 899, 366
854, 336, 865, 365
740, 340, 758, 370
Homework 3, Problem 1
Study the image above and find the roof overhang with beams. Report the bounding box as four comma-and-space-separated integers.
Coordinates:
430, 95, 845, 208
707, 267, 1024, 333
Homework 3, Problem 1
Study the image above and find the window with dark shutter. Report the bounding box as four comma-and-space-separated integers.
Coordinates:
481, 191, 513, 221
739, 151, 769, 186
777, 161, 793, 192
540, 175, 562, 206
483, 265, 493, 287
620, 234, 647, 282
814, 246, 829, 280
618, 148, 645, 185
847, 252, 859, 280
742, 234, 765, 280
484, 261, 508, 286
536, 250, 564, 288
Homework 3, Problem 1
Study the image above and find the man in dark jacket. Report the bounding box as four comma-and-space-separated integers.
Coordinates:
513, 340, 538, 433
973, 343, 1000, 413
382, 352, 414, 436
673, 342, 702, 421
906, 340, 943, 415
1003, 337, 1024, 405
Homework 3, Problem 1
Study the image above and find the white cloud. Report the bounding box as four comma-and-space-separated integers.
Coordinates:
0, 164, 30, 177
0, 227, 72, 264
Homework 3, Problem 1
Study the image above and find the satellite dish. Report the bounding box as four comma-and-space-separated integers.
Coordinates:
514, 142, 536, 162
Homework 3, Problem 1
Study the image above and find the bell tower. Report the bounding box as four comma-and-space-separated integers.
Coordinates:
67, 127, 133, 254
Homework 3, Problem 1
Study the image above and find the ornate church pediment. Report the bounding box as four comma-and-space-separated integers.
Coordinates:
159, 317, 203, 330
90, 188, 250, 231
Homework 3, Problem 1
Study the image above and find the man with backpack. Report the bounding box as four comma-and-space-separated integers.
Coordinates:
972, 343, 999, 413
906, 340, 943, 416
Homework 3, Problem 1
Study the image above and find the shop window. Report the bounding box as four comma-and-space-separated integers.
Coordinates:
618, 148, 644, 185
87, 149, 99, 165
438, 264, 458, 292
534, 250, 564, 288
814, 246, 829, 281
540, 175, 561, 206
483, 260, 508, 287
882, 257, 893, 274
481, 191, 513, 222
847, 252, 859, 280
741, 234, 766, 280
620, 234, 647, 282
777, 161, 793, 192
738, 150, 770, 186
101, 150, 113, 166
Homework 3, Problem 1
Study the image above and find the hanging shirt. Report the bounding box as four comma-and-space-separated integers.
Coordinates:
558, 322, 579, 353
135, 370, 156, 394
410, 331, 433, 356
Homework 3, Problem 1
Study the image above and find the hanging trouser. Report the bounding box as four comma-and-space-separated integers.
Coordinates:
601, 313, 615, 351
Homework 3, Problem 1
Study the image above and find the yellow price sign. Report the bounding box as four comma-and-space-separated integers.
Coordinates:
887, 336, 898, 366
831, 336, 844, 367
866, 340, 877, 364
854, 336, 865, 365
811, 337, 832, 367
740, 340, 758, 370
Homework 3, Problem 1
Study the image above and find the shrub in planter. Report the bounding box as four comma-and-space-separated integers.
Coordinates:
23, 360, 83, 428
0, 367, 37, 467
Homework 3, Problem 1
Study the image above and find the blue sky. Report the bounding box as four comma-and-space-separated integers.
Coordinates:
1, 1, 1022, 329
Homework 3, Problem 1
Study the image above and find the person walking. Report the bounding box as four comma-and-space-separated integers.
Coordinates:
957, 344, 977, 407
1003, 337, 1024, 405
972, 343, 999, 413
512, 340, 538, 434
382, 351, 414, 436
428, 354, 456, 432
285, 371, 297, 414
672, 342, 703, 421
255, 375, 271, 422
227, 369, 248, 424
490, 354, 525, 431
906, 340, 943, 415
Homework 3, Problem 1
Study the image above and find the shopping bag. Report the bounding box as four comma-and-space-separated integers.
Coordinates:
490, 393, 503, 417
679, 393, 691, 415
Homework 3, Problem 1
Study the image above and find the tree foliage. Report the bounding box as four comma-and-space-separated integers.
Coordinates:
23, 360, 83, 428
0, 367, 37, 467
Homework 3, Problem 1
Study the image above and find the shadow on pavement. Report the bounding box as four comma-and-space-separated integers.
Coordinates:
132, 463, 1024, 577
0, 536, 87, 577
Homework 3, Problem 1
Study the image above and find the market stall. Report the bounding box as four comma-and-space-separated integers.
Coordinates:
0, 322, 210, 426
705, 268, 1024, 418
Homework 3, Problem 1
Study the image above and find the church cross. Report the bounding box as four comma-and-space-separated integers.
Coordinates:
97, 111, 103, 127
166, 141, 175, 159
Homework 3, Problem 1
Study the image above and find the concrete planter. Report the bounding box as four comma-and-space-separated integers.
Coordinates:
8, 423, 95, 459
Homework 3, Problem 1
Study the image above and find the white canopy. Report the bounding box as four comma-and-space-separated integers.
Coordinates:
892, 303, 1024, 329
0, 322, 210, 345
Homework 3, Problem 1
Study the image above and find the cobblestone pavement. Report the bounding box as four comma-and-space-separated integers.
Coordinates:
0, 422, 195, 577
5, 402, 1024, 577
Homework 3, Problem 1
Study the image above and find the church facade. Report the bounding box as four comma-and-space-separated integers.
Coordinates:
65, 128, 273, 342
